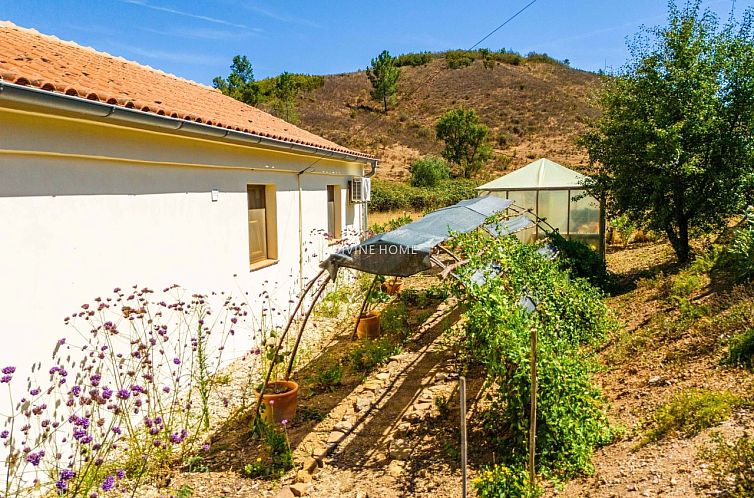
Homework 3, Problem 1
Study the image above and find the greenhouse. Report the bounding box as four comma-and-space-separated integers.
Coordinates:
476, 158, 604, 251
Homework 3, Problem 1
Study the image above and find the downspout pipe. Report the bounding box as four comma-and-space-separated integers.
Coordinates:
361, 158, 379, 239
0, 80, 373, 163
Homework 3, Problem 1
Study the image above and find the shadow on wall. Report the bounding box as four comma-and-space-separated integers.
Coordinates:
0, 156, 355, 197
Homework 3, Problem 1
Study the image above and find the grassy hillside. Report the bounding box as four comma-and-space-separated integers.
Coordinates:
284, 53, 601, 180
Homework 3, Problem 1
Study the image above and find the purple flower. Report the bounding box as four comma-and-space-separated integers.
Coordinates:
172, 357, 181, 365
0, 430, 8, 439
201, 443, 210, 452
0, 375, 11, 384
162, 386, 171, 394
111, 426, 122, 435
90, 373, 101, 386
116, 469, 125, 479
116, 388, 130, 400
26, 450, 45, 466
30, 388, 40, 396
101, 387, 113, 400
1, 366, 15, 375
101, 475, 115, 491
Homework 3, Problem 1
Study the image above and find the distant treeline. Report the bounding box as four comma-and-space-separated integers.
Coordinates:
395, 49, 567, 69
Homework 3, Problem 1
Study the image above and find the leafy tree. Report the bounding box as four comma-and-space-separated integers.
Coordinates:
409, 156, 450, 187
213, 55, 260, 105
366, 50, 400, 113
581, 2, 754, 263
435, 108, 493, 178
271, 71, 300, 124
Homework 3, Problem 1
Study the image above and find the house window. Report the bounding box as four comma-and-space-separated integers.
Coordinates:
247, 184, 277, 269
327, 185, 342, 241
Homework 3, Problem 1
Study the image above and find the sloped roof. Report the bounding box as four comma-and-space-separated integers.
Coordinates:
477, 158, 588, 190
0, 21, 373, 159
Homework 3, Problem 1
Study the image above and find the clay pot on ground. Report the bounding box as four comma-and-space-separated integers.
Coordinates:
257, 380, 299, 426
382, 279, 403, 295
356, 310, 381, 339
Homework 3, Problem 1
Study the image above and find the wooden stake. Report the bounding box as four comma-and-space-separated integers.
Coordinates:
460, 376, 468, 498
528, 325, 538, 491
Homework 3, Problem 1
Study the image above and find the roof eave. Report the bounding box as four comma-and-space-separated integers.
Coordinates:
0, 80, 377, 165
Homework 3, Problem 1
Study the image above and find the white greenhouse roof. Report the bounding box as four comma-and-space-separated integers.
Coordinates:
477, 158, 588, 191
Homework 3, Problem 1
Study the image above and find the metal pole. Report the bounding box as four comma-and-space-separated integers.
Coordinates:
528, 326, 538, 492
460, 376, 468, 498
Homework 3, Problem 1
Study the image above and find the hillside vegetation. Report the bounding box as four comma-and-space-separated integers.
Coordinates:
285, 51, 601, 180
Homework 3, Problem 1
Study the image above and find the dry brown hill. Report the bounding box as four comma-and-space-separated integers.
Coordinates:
288, 56, 602, 180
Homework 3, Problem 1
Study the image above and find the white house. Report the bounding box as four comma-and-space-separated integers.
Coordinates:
0, 22, 376, 410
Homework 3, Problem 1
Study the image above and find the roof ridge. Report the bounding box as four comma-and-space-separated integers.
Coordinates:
0, 20, 217, 92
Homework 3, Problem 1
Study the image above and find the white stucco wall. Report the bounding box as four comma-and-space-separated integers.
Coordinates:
0, 105, 367, 414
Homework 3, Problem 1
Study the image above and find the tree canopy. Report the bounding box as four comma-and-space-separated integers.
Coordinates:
435, 108, 492, 178
213, 55, 260, 106
581, 1, 754, 263
366, 50, 400, 113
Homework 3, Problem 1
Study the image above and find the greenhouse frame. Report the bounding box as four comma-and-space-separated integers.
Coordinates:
476, 158, 605, 253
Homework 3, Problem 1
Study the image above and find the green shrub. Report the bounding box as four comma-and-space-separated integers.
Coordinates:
525, 52, 562, 64
409, 156, 451, 187
722, 207, 754, 282
451, 234, 615, 477
704, 433, 754, 497
380, 302, 410, 339
727, 329, 754, 368
395, 51, 433, 67
666, 273, 703, 305
350, 338, 400, 372
244, 422, 293, 478
445, 50, 476, 69
645, 389, 744, 442
474, 465, 541, 498
369, 179, 478, 212
548, 232, 610, 290
309, 362, 343, 392
369, 214, 412, 234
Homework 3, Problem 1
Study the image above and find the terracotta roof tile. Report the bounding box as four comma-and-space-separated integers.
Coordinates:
0, 21, 373, 160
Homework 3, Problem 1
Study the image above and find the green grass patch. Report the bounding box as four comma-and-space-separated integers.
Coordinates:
645, 389, 745, 443
702, 433, 754, 497
726, 329, 754, 368
350, 338, 400, 372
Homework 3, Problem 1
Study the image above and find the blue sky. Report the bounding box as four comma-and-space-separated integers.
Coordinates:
1, 0, 751, 84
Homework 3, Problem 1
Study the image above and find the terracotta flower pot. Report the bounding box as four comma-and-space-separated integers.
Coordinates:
257, 380, 299, 426
383, 279, 403, 295
356, 310, 381, 339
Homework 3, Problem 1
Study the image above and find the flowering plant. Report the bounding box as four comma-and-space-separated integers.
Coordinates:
1, 285, 246, 496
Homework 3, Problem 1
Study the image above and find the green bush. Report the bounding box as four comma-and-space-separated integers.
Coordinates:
445, 50, 476, 69
409, 156, 451, 187
704, 433, 754, 498
395, 51, 433, 67
525, 52, 562, 64
645, 389, 744, 442
727, 329, 754, 368
369, 214, 412, 234
474, 465, 541, 498
548, 232, 610, 290
309, 362, 343, 392
369, 179, 478, 212
350, 338, 400, 372
450, 234, 615, 478
722, 207, 754, 282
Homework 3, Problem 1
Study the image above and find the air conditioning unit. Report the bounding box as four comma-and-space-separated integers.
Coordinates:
349, 177, 371, 203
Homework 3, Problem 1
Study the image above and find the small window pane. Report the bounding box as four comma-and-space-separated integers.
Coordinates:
248, 185, 268, 264
507, 190, 537, 242
570, 189, 600, 249
538, 190, 569, 235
